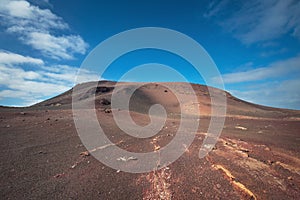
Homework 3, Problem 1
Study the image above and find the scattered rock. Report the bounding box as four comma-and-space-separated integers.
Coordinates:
203, 144, 214, 149
288, 176, 293, 180
99, 98, 111, 105
95, 86, 111, 93
20, 112, 26, 115
235, 126, 247, 131
264, 147, 270, 151
258, 130, 263, 134
267, 160, 274, 165
55, 103, 61, 107
38, 151, 46, 154
154, 146, 160, 151
80, 151, 90, 157
183, 144, 189, 152
239, 148, 250, 153
6, 125, 10, 128
216, 184, 221, 189
117, 156, 138, 162
117, 157, 127, 162
104, 108, 111, 113
54, 173, 65, 178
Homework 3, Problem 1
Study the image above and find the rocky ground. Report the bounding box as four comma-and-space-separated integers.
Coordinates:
0, 81, 299, 199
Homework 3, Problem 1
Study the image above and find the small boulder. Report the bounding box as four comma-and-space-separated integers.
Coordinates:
264, 147, 270, 151
80, 151, 90, 157
104, 108, 111, 113
99, 98, 111, 105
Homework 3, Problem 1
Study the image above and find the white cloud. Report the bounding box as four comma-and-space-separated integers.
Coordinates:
25, 32, 88, 60
203, 0, 230, 18
205, 0, 300, 44
205, 1, 300, 109
0, 0, 88, 60
40, 65, 99, 84
214, 55, 300, 84
0, 0, 68, 31
0, 65, 70, 106
0, 51, 98, 106
260, 48, 287, 57
230, 79, 300, 109
0, 50, 44, 65
4, 0, 33, 18
212, 55, 300, 109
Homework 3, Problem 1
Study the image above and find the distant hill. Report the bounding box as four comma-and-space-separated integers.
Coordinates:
32, 80, 300, 119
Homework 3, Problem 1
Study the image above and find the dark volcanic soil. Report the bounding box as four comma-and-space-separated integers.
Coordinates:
0, 81, 300, 200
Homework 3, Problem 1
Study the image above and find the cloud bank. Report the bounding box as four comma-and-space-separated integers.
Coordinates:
214, 55, 300, 110
214, 55, 300, 84
0, 50, 98, 106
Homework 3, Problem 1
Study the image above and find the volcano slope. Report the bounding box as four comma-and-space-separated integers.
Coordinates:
0, 81, 300, 200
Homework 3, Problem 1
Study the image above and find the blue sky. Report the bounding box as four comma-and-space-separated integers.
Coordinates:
0, 0, 299, 109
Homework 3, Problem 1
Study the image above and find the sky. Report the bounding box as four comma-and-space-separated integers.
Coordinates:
0, 0, 299, 110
